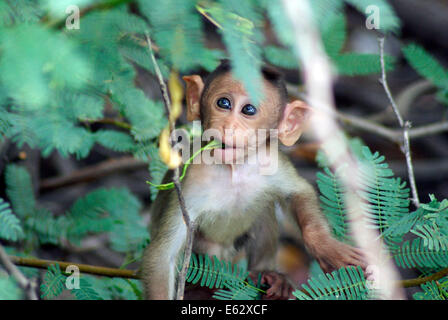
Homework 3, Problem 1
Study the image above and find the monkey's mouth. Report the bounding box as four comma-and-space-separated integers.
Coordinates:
213, 141, 237, 150
211, 141, 245, 163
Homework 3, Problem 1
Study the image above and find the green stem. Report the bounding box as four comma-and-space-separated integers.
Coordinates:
147, 140, 221, 190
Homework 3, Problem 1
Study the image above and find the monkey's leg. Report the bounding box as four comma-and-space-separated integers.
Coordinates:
244, 210, 295, 300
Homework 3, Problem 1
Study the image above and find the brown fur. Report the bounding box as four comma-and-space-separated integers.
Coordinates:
141, 70, 366, 300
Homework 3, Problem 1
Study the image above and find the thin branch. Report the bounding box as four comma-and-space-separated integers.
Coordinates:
85, 118, 132, 130
145, 33, 172, 126
400, 267, 448, 288
145, 32, 195, 300
8, 254, 448, 294
9, 255, 138, 279
40, 156, 146, 191
379, 38, 404, 128
408, 121, 448, 139
287, 84, 448, 143
0, 245, 38, 300
379, 37, 420, 207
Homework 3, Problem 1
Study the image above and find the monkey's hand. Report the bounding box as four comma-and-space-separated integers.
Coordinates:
250, 271, 294, 300
309, 236, 367, 273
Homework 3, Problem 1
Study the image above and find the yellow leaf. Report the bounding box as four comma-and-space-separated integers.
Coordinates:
159, 126, 182, 169
168, 71, 184, 123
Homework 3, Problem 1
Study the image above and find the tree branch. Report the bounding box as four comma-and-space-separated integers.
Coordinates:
287, 84, 448, 143
379, 37, 420, 208
8, 254, 448, 295
85, 118, 132, 131
145, 32, 195, 301
40, 156, 146, 191
9, 255, 138, 279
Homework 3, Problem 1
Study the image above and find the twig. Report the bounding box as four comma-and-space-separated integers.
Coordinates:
8, 254, 448, 294
408, 121, 448, 139
400, 266, 448, 288
0, 245, 38, 300
85, 118, 132, 130
40, 156, 146, 191
379, 37, 420, 207
287, 84, 448, 143
9, 255, 138, 279
145, 34, 172, 127
369, 80, 436, 123
145, 32, 195, 300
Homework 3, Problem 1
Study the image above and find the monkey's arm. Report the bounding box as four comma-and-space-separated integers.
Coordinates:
290, 181, 366, 272
277, 155, 366, 272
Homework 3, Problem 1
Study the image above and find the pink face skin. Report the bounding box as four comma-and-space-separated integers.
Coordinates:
201, 73, 281, 164
183, 71, 310, 165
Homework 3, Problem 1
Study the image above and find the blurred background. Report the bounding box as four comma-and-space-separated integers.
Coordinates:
0, 0, 447, 299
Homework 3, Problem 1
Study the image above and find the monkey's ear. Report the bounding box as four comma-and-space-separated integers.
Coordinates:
278, 100, 311, 146
183, 75, 204, 121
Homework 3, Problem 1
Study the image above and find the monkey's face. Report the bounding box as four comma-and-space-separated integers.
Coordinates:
184, 71, 310, 164
200, 73, 282, 163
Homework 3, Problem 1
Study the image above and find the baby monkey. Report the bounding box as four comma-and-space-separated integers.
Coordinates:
141, 60, 366, 300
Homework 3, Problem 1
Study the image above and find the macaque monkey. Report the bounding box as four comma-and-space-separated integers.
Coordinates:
141, 60, 366, 300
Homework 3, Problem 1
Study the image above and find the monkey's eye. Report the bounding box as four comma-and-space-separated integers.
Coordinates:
241, 104, 257, 116
217, 97, 231, 110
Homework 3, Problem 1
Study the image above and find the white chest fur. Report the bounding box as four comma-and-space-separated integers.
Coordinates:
184, 163, 273, 244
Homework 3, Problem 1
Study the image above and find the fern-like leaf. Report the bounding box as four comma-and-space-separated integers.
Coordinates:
392, 238, 448, 269
413, 280, 448, 300
186, 253, 250, 290
71, 278, 102, 300
213, 281, 259, 300
0, 198, 24, 241
94, 129, 136, 153
402, 43, 448, 90
293, 266, 370, 300
357, 147, 410, 235
5, 164, 36, 219
40, 264, 66, 300
316, 167, 349, 241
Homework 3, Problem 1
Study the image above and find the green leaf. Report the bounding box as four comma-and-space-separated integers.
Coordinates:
333, 53, 395, 76
402, 43, 448, 89
0, 24, 89, 108
293, 266, 370, 300
94, 130, 136, 152
392, 238, 448, 269
0, 198, 24, 241
139, 0, 220, 72
113, 86, 166, 141
213, 0, 265, 104
263, 46, 299, 70
40, 264, 66, 299
413, 280, 448, 300
321, 11, 346, 57
5, 164, 36, 219
72, 278, 102, 300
